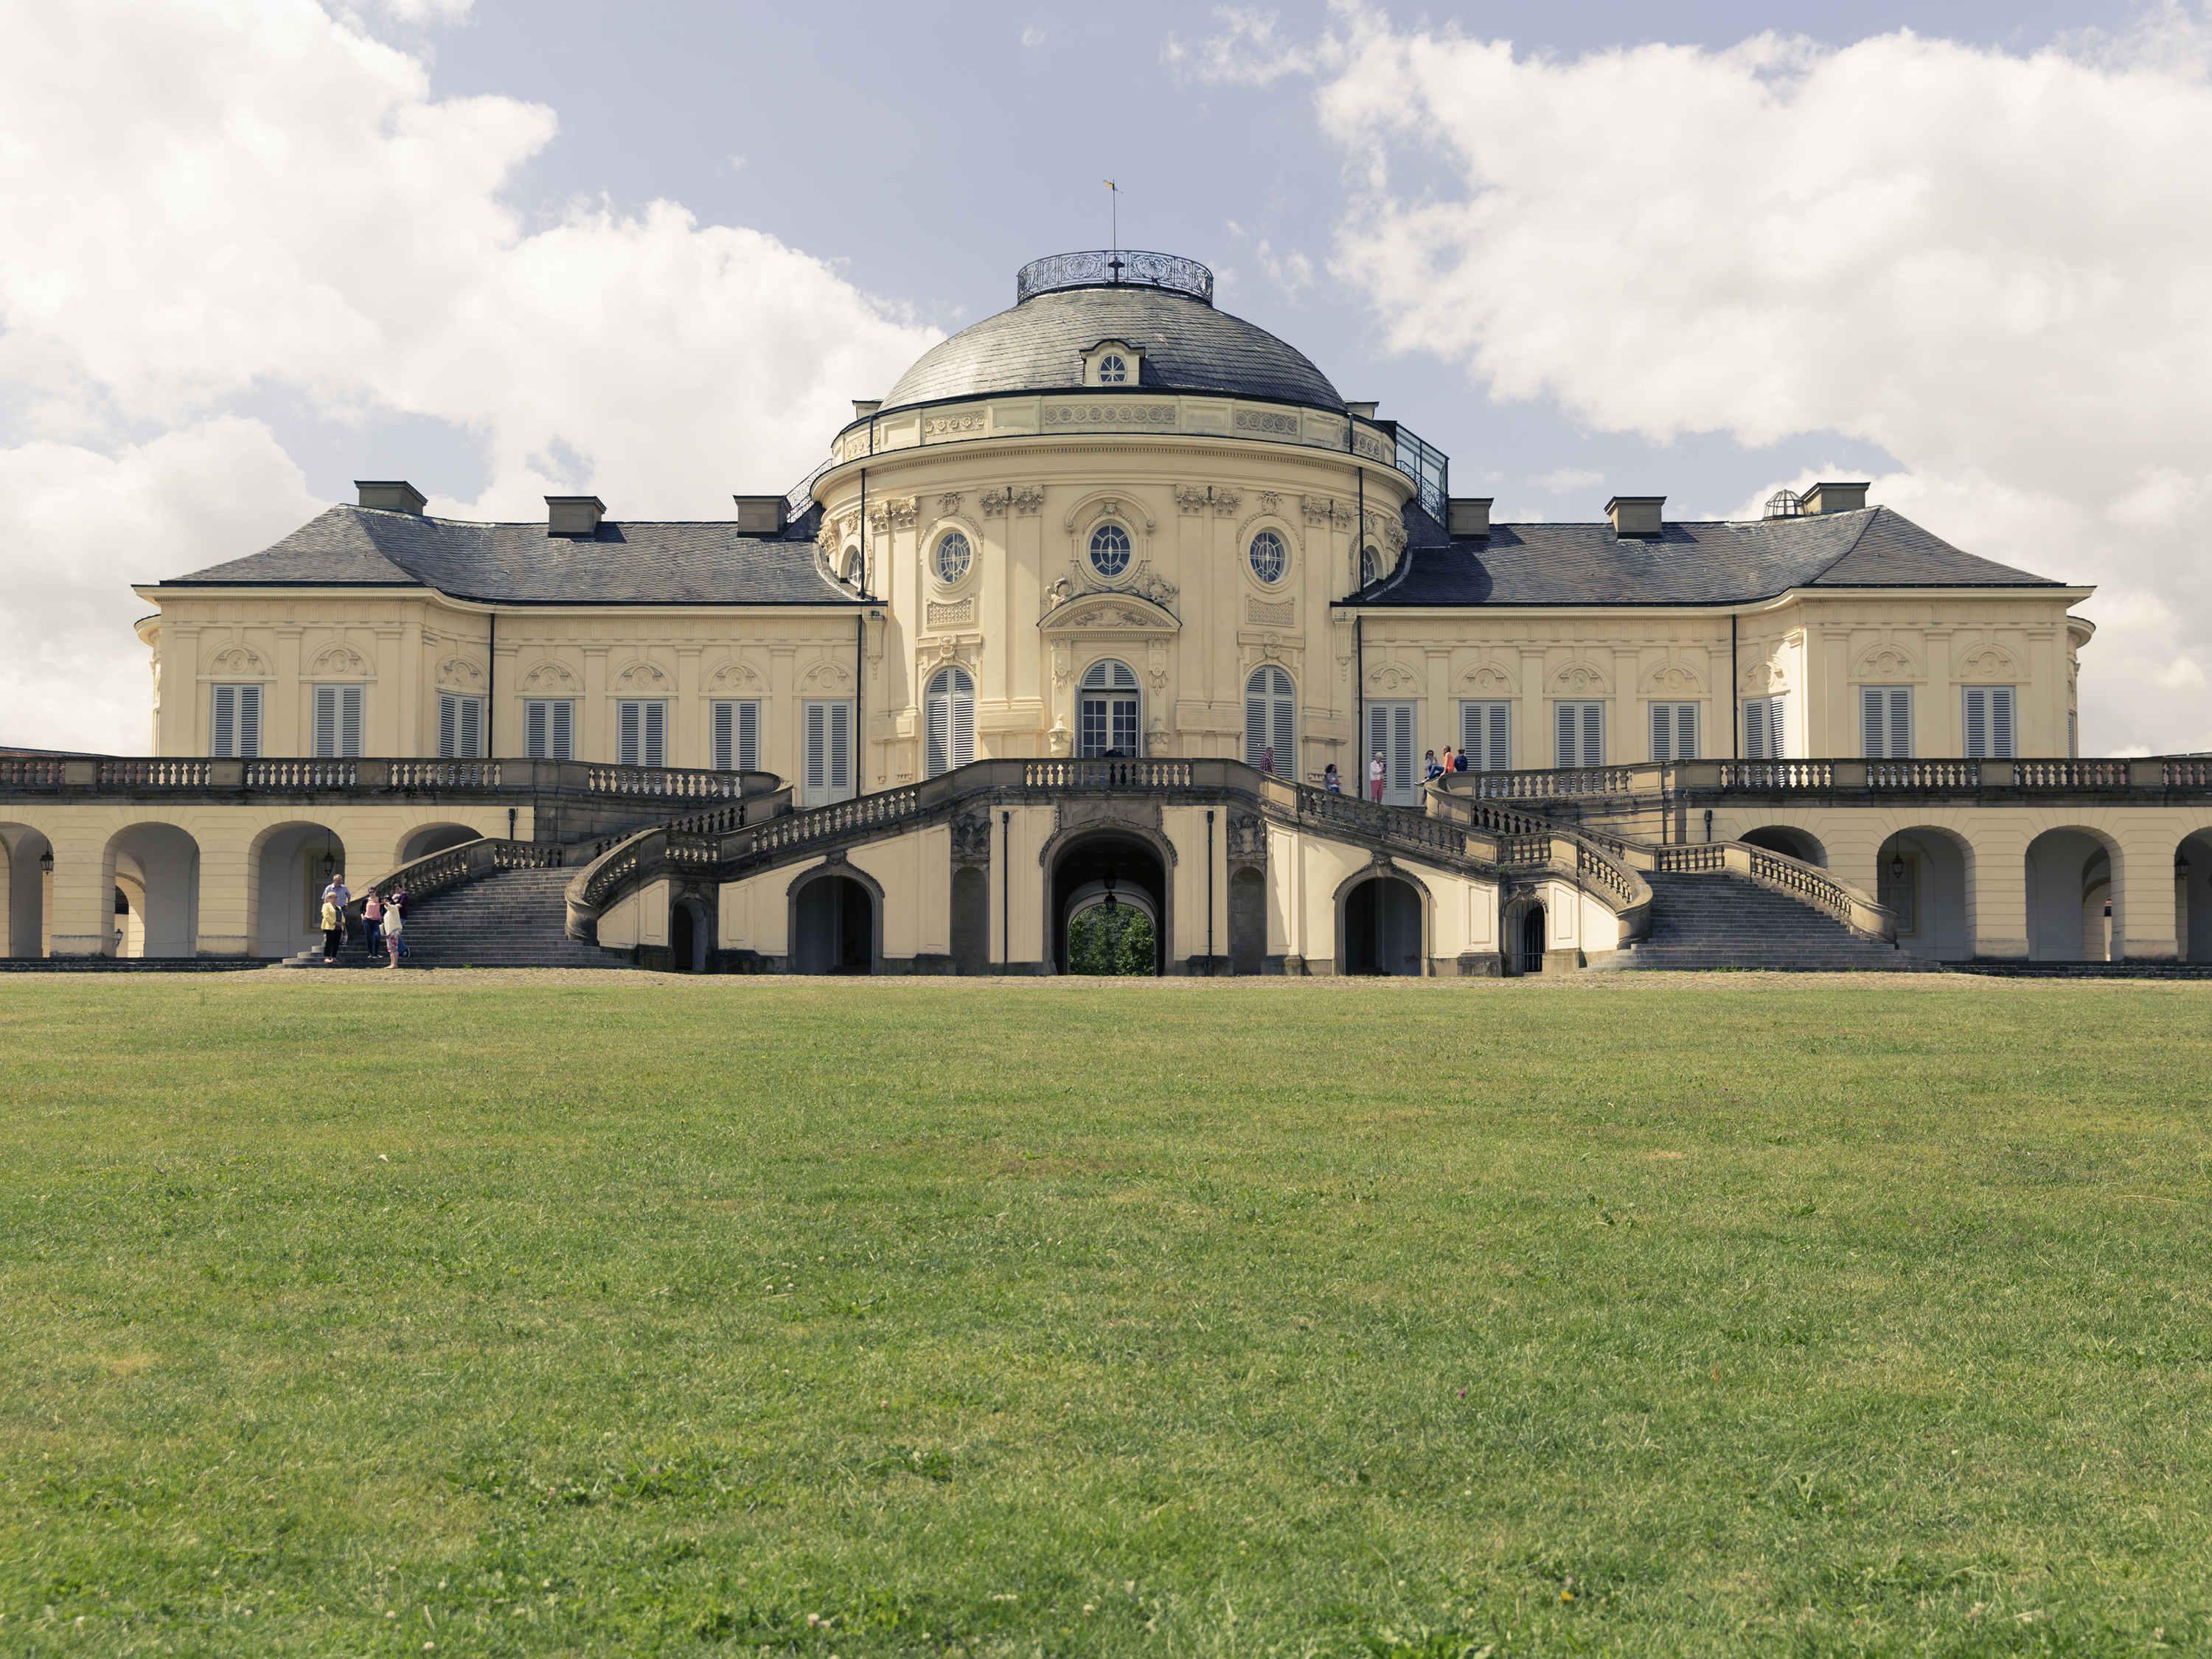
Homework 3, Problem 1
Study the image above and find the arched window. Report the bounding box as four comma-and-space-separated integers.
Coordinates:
1098, 354, 1127, 383
1088, 523, 1132, 579
1245, 665, 1295, 775
841, 546, 863, 588
1360, 545, 1380, 586
1248, 529, 1288, 585
933, 531, 973, 584
924, 665, 975, 778
1077, 658, 1141, 757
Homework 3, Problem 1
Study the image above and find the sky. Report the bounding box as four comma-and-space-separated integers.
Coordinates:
4, 0, 2212, 755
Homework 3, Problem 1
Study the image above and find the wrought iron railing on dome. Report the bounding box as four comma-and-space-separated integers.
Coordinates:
1016, 250, 1215, 305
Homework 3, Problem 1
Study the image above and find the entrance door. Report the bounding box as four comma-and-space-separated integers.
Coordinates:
1078, 660, 1141, 758
801, 700, 855, 807
1517, 904, 1547, 974
1365, 701, 1417, 804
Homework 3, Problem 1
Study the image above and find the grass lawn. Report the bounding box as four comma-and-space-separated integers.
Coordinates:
3, 973, 2211, 1657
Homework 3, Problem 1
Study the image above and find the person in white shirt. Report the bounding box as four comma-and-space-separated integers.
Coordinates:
1368, 751, 1386, 802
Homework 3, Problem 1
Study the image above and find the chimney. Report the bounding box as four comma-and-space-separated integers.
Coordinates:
546, 495, 605, 538
355, 479, 425, 515
1345, 400, 1379, 420
852, 400, 883, 421
1802, 480, 1869, 515
1605, 495, 1665, 538
731, 495, 790, 535
1447, 497, 1493, 538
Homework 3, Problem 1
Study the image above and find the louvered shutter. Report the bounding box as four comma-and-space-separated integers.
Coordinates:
804, 702, 827, 795
1245, 677, 1267, 768
2068, 709, 2078, 758
1767, 698, 1784, 759
236, 684, 261, 758
1886, 689, 1908, 759
439, 693, 460, 758
1556, 701, 1578, 767
1391, 703, 1415, 800
927, 678, 952, 777
618, 700, 641, 768
712, 701, 735, 772
642, 701, 665, 768
1989, 687, 2015, 759
1270, 674, 1293, 773
827, 701, 852, 796
1366, 703, 1389, 772
313, 684, 338, 758
211, 685, 235, 758
736, 700, 757, 771
1582, 703, 1604, 766
339, 684, 363, 757
550, 700, 572, 760
526, 700, 549, 759
461, 697, 484, 759
951, 674, 975, 770
1650, 702, 1672, 764
1675, 703, 1698, 760
1486, 703, 1510, 771
1859, 689, 1881, 758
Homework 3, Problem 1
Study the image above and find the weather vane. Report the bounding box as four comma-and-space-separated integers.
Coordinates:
1105, 180, 1123, 281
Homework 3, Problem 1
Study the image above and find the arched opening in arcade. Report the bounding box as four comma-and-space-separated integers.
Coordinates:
789, 866, 877, 974
1, 824, 54, 959
2177, 829, 2212, 964
950, 865, 991, 974
1050, 830, 1166, 975
669, 893, 712, 973
104, 823, 201, 958
1227, 865, 1267, 974
1739, 825, 1827, 866
1874, 827, 1975, 961
1339, 869, 1425, 976
1503, 897, 1547, 976
2025, 827, 2123, 962
397, 822, 483, 866
251, 822, 349, 958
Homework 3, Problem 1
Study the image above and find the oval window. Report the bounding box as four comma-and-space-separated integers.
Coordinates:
1088, 524, 1132, 579
1249, 529, 1287, 584
933, 531, 973, 584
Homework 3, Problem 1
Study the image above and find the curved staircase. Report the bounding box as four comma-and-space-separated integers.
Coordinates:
1624, 871, 1922, 971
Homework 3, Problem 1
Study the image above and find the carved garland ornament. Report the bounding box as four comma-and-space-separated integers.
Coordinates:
209, 644, 268, 675
519, 660, 582, 695
438, 656, 488, 693
307, 644, 372, 678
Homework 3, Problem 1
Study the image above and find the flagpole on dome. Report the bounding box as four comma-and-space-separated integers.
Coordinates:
1105, 179, 1121, 283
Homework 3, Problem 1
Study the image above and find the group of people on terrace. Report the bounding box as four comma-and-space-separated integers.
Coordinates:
1318, 747, 1473, 803
317, 874, 408, 968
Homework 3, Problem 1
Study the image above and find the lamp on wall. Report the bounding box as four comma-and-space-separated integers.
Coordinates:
38, 849, 53, 872
1102, 873, 1119, 913
1889, 851, 1906, 883
320, 846, 338, 883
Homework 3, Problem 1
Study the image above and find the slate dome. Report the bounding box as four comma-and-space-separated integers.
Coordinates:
877, 251, 1344, 415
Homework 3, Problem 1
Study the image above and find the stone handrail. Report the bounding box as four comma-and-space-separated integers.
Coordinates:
1650, 840, 1894, 941
564, 757, 1669, 946
1424, 785, 1653, 928
0, 751, 781, 802
1439, 757, 2212, 801
335, 836, 568, 928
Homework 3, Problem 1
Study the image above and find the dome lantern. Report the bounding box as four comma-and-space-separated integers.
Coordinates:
1015, 249, 1214, 306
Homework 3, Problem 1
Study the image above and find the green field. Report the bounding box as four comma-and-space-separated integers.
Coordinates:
4, 973, 2211, 1657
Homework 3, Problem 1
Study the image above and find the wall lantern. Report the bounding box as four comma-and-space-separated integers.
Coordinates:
38, 849, 54, 872
1889, 852, 1907, 883
1102, 873, 1119, 912
320, 846, 338, 882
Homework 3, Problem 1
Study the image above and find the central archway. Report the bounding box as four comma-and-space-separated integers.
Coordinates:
2025, 826, 2123, 961
1339, 869, 1426, 975
790, 867, 877, 974
1048, 830, 1167, 975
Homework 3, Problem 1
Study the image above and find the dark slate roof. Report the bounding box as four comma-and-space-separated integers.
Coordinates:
881, 287, 1343, 413
1343, 505, 2067, 608
154, 505, 859, 606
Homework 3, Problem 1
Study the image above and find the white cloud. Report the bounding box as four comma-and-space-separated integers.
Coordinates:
1189, 4, 2212, 753
1020, 24, 1047, 49
0, 420, 320, 751
1534, 467, 1601, 495
0, 0, 938, 749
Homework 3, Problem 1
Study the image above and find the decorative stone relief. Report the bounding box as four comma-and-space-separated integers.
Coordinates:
1259, 491, 1281, 513
1248, 596, 1294, 626
1235, 408, 1299, 437
1857, 642, 1919, 681
307, 644, 371, 678
981, 489, 1010, 518
1012, 486, 1044, 516
936, 493, 963, 518
1129, 569, 1180, 611
1552, 660, 1610, 695
950, 810, 993, 866
520, 660, 582, 694
1368, 661, 1419, 695
1742, 660, 1790, 695
1210, 488, 1242, 517
1641, 661, 1703, 695
1460, 661, 1513, 695
1175, 486, 1208, 515
439, 656, 489, 693
1226, 811, 1268, 861
1044, 403, 1175, 428
800, 660, 855, 692
924, 413, 984, 439
1302, 496, 1337, 524
869, 496, 918, 531
1958, 644, 2020, 679
704, 661, 760, 696
925, 597, 976, 629
209, 644, 268, 675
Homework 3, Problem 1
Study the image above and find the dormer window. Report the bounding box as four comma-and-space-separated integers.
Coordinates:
1083, 339, 1143, 387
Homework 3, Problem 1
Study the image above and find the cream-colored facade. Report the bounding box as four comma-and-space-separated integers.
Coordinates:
7, 248, 2208, 973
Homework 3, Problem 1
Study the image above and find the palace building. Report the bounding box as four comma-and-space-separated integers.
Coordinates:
5, 248, 2211, 973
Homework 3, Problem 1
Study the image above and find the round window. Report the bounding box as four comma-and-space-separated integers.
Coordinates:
1099, 354, 1127, 384
1248, 529, 1288, 585
1088, 524, 1132, 579
933, 531, 972, 584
